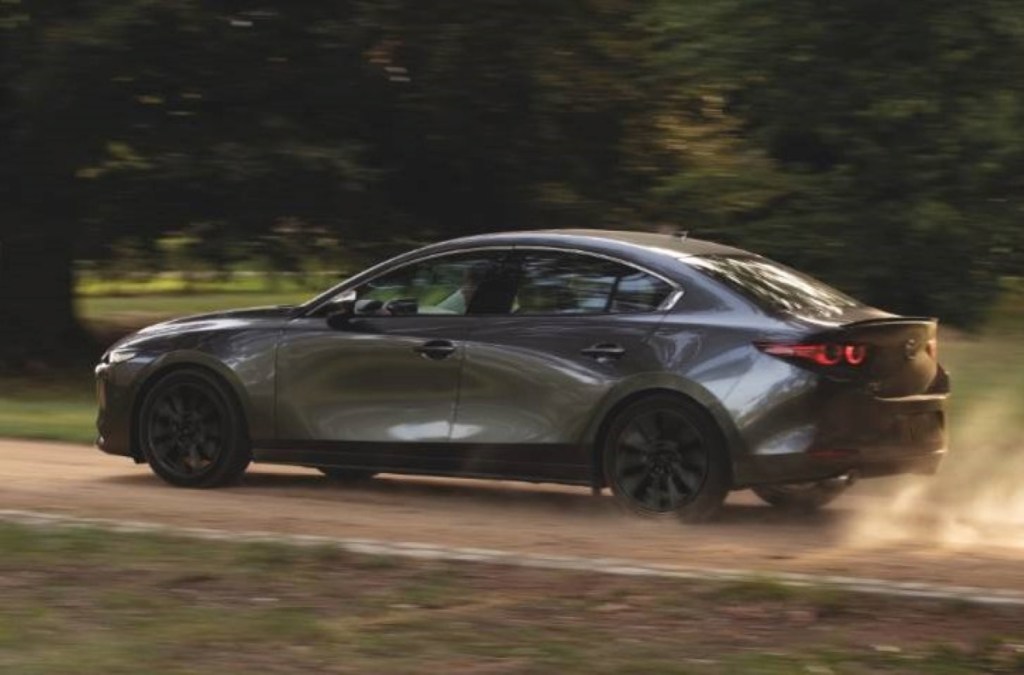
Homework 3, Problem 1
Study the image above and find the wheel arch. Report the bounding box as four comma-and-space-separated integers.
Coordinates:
583, 380, 744, 490
129, 354, 253, 459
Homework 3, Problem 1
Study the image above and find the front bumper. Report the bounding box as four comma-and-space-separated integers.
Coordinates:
95, 361, 142, 460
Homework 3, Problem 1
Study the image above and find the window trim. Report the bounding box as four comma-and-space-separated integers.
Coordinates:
508, 246, 682, 317
300, 244, 684, 319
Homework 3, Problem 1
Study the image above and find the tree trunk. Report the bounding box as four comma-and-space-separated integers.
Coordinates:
0, 229, 92, 370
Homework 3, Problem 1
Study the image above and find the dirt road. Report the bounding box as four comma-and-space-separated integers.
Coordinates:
3, 438, 1023, 590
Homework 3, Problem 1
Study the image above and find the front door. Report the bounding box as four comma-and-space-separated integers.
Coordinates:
276, 315, 468, 445
274, 250, 512, 463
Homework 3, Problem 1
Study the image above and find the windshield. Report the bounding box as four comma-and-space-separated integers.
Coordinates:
685, 254, 863, 320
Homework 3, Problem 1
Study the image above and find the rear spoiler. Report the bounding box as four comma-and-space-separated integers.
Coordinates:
839, 316, 937, 329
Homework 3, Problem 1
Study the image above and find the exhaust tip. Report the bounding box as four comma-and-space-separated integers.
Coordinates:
823, 471, 858, 490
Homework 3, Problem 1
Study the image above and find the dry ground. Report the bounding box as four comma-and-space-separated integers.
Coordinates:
4, 439, 1024, 593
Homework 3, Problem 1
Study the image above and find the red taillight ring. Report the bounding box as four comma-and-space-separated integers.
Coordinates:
844, 344, 867, 365
815, 344, 843, 366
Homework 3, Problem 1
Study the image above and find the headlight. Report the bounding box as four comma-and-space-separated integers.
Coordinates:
106, 348, 139, 365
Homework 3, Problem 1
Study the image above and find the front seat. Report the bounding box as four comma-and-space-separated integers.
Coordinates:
466, 274, 518, 315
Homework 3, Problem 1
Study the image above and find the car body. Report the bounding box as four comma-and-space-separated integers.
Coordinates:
95, 230, 949, 518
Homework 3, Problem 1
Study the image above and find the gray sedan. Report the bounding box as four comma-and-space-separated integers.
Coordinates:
95, 230, 949, 521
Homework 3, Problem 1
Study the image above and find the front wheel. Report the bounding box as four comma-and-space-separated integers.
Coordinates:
138, 368, 251, 488
752, 481, 848, 511
602, 394, 730, 523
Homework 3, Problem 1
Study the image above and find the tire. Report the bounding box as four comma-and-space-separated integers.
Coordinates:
317, 467, 377, 483
752, 481, 848, 511
602, 394, 730, 523
137, 367, 251, 488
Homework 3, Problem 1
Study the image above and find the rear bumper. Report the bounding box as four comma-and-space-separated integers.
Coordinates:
738, 447, 946, 488
733, 368, 950, 488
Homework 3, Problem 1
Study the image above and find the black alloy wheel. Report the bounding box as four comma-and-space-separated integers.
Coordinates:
139, 368, 250, 487
603, 394, 729, 523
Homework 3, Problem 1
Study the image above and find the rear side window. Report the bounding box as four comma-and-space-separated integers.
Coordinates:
686, 255, 861, 320
515, 251, 674, 314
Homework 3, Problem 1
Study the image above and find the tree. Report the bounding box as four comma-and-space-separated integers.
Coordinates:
0, 0, 656, 366
1, 1, 385, 366
645, 0, 1024, 324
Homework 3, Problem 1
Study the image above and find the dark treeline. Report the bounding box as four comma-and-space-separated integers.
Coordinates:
3, 1, 1023, 363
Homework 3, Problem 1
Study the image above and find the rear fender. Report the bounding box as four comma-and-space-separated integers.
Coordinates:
581, 373, 748, 488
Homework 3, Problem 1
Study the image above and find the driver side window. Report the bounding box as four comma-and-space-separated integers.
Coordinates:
354, 250, 514, 316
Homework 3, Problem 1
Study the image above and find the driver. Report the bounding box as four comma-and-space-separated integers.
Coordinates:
436, 261, 493, 314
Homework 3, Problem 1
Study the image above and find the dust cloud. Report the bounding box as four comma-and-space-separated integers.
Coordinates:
846, 390, 1024, 551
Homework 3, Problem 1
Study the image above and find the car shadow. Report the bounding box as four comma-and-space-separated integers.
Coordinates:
100, 468, 856, 530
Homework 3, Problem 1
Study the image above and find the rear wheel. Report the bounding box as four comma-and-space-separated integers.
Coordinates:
752, 481, 848, 511
138, 368, 250, 488
317, 467, 377, 483
602, 394, 730, 523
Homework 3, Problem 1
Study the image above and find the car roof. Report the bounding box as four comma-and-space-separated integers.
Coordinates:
438, 229, 752, 259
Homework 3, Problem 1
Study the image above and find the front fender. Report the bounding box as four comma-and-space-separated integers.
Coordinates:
130, 346, 274, 444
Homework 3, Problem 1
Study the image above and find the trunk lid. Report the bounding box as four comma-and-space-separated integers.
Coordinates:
830, 317, 939, 398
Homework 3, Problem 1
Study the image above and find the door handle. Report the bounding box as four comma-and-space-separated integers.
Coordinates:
414, 340, 457, 361
581, 343, 626, 362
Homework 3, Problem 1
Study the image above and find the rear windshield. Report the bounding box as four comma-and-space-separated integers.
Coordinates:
685, 254, 862, 320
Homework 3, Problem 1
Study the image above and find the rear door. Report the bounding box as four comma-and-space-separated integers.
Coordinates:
451, 249, 679, 478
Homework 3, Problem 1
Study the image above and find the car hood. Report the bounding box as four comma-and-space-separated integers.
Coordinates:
105, 305, 297, 355
156, 305, 299, 327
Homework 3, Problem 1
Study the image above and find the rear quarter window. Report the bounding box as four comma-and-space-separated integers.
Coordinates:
684, 255, 862, 321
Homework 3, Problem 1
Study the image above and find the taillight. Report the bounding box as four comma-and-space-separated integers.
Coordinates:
844, 344, 867, 365
756, 342, 869, 367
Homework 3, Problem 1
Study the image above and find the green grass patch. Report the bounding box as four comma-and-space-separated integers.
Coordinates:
0, 399, 96, 445
710, 578, 801, 603
76, 269, 344, 297
0, 522, 1022, 674
0, 373, 97, 444
77, 291, 311, 328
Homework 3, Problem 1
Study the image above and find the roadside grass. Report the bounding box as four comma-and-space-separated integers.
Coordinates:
940, 281, 1024, 458
77, 291, 311, 328
76, 270, 343, 297
0, 373, 97, 445
1, 521, 1023, 674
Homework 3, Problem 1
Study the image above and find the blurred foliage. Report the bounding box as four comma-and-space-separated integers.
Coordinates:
2, 0, 1023, 360
644, 0, 1024, 325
